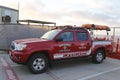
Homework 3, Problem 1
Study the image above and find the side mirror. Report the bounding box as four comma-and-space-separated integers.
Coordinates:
56, 37, 63, 42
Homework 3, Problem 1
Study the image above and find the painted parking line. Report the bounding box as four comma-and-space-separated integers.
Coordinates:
46, 71, 61, 80
0, 57, 19, 80
77, 67, 120, 80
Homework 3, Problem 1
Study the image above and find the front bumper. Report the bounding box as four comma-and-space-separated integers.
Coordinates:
8, 50, 29, 64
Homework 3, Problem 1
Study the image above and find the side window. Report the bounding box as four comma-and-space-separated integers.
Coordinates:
76, 32, 88, 41
57, 32, 73, 41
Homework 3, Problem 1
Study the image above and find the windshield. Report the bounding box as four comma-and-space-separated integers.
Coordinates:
41, 29, 61, 40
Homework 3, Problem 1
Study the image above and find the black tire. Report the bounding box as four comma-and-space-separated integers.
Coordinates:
27, 54, 48, 74
92, 49, 105, 64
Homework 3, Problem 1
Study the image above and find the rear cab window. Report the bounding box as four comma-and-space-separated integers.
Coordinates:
76, 31, 88, 41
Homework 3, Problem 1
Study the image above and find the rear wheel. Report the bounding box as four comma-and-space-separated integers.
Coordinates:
92, 49, 105, 64
27, 54, 48, 74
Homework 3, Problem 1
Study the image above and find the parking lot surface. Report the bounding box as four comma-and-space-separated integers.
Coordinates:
1, 51, 120, 80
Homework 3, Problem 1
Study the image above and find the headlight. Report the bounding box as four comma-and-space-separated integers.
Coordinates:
15, 44, 26, 51
13, 42, 27, 51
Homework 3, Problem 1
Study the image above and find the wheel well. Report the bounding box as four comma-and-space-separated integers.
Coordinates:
26, 51, 51, 65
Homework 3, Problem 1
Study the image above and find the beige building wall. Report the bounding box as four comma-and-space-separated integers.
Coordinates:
0, 6, 18, 24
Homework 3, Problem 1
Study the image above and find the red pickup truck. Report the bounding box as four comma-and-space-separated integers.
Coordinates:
9, 24, 112, 74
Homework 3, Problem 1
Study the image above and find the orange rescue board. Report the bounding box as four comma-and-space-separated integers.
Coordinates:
82, 24, 110, 31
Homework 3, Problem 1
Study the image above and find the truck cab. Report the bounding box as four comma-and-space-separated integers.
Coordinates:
48, 27, 92, 60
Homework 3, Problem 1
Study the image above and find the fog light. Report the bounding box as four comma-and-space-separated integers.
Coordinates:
16, 56, 21, 61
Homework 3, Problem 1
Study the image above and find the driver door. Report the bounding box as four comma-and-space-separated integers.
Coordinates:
53, 31, 77, 59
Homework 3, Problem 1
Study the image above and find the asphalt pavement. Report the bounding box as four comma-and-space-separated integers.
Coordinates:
0, 51, 120, 80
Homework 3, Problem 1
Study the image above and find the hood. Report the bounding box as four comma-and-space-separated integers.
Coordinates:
14, 38, 47, 44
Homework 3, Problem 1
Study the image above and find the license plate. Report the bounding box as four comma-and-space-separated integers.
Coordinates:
9, 51, 12, 59
9, 51, 11, 56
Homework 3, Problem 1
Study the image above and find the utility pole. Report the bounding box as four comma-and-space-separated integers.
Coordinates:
17, 1, 19, 24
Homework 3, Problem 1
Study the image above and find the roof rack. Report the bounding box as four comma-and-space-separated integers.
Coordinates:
64, 27, 86, 31
52, 25, 72, 30
53, 25, 87, 31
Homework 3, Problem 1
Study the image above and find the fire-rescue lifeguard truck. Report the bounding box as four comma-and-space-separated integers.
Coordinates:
9, 24, 112, 74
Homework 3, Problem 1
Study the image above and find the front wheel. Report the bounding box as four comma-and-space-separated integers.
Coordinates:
92, 49, 105, 64
27, 54, 48, 74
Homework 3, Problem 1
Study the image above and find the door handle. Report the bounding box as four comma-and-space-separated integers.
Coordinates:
71, 43, 75, 46
87, 43, 90, 45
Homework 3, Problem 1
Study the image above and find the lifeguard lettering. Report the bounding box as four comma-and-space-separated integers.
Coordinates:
54, 51, 87, 59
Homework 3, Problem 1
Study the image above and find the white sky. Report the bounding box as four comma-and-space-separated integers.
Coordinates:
0, 0, 120, 27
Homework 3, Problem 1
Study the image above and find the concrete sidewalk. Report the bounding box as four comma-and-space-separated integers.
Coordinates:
1, 51, 120, 80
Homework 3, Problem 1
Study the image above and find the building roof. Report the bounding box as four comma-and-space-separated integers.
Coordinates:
0, 5, 18, 12
18, 20, 56, 25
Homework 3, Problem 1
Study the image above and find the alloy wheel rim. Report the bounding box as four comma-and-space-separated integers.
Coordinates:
32, 58, 45, 71
96, 53, 103, 62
